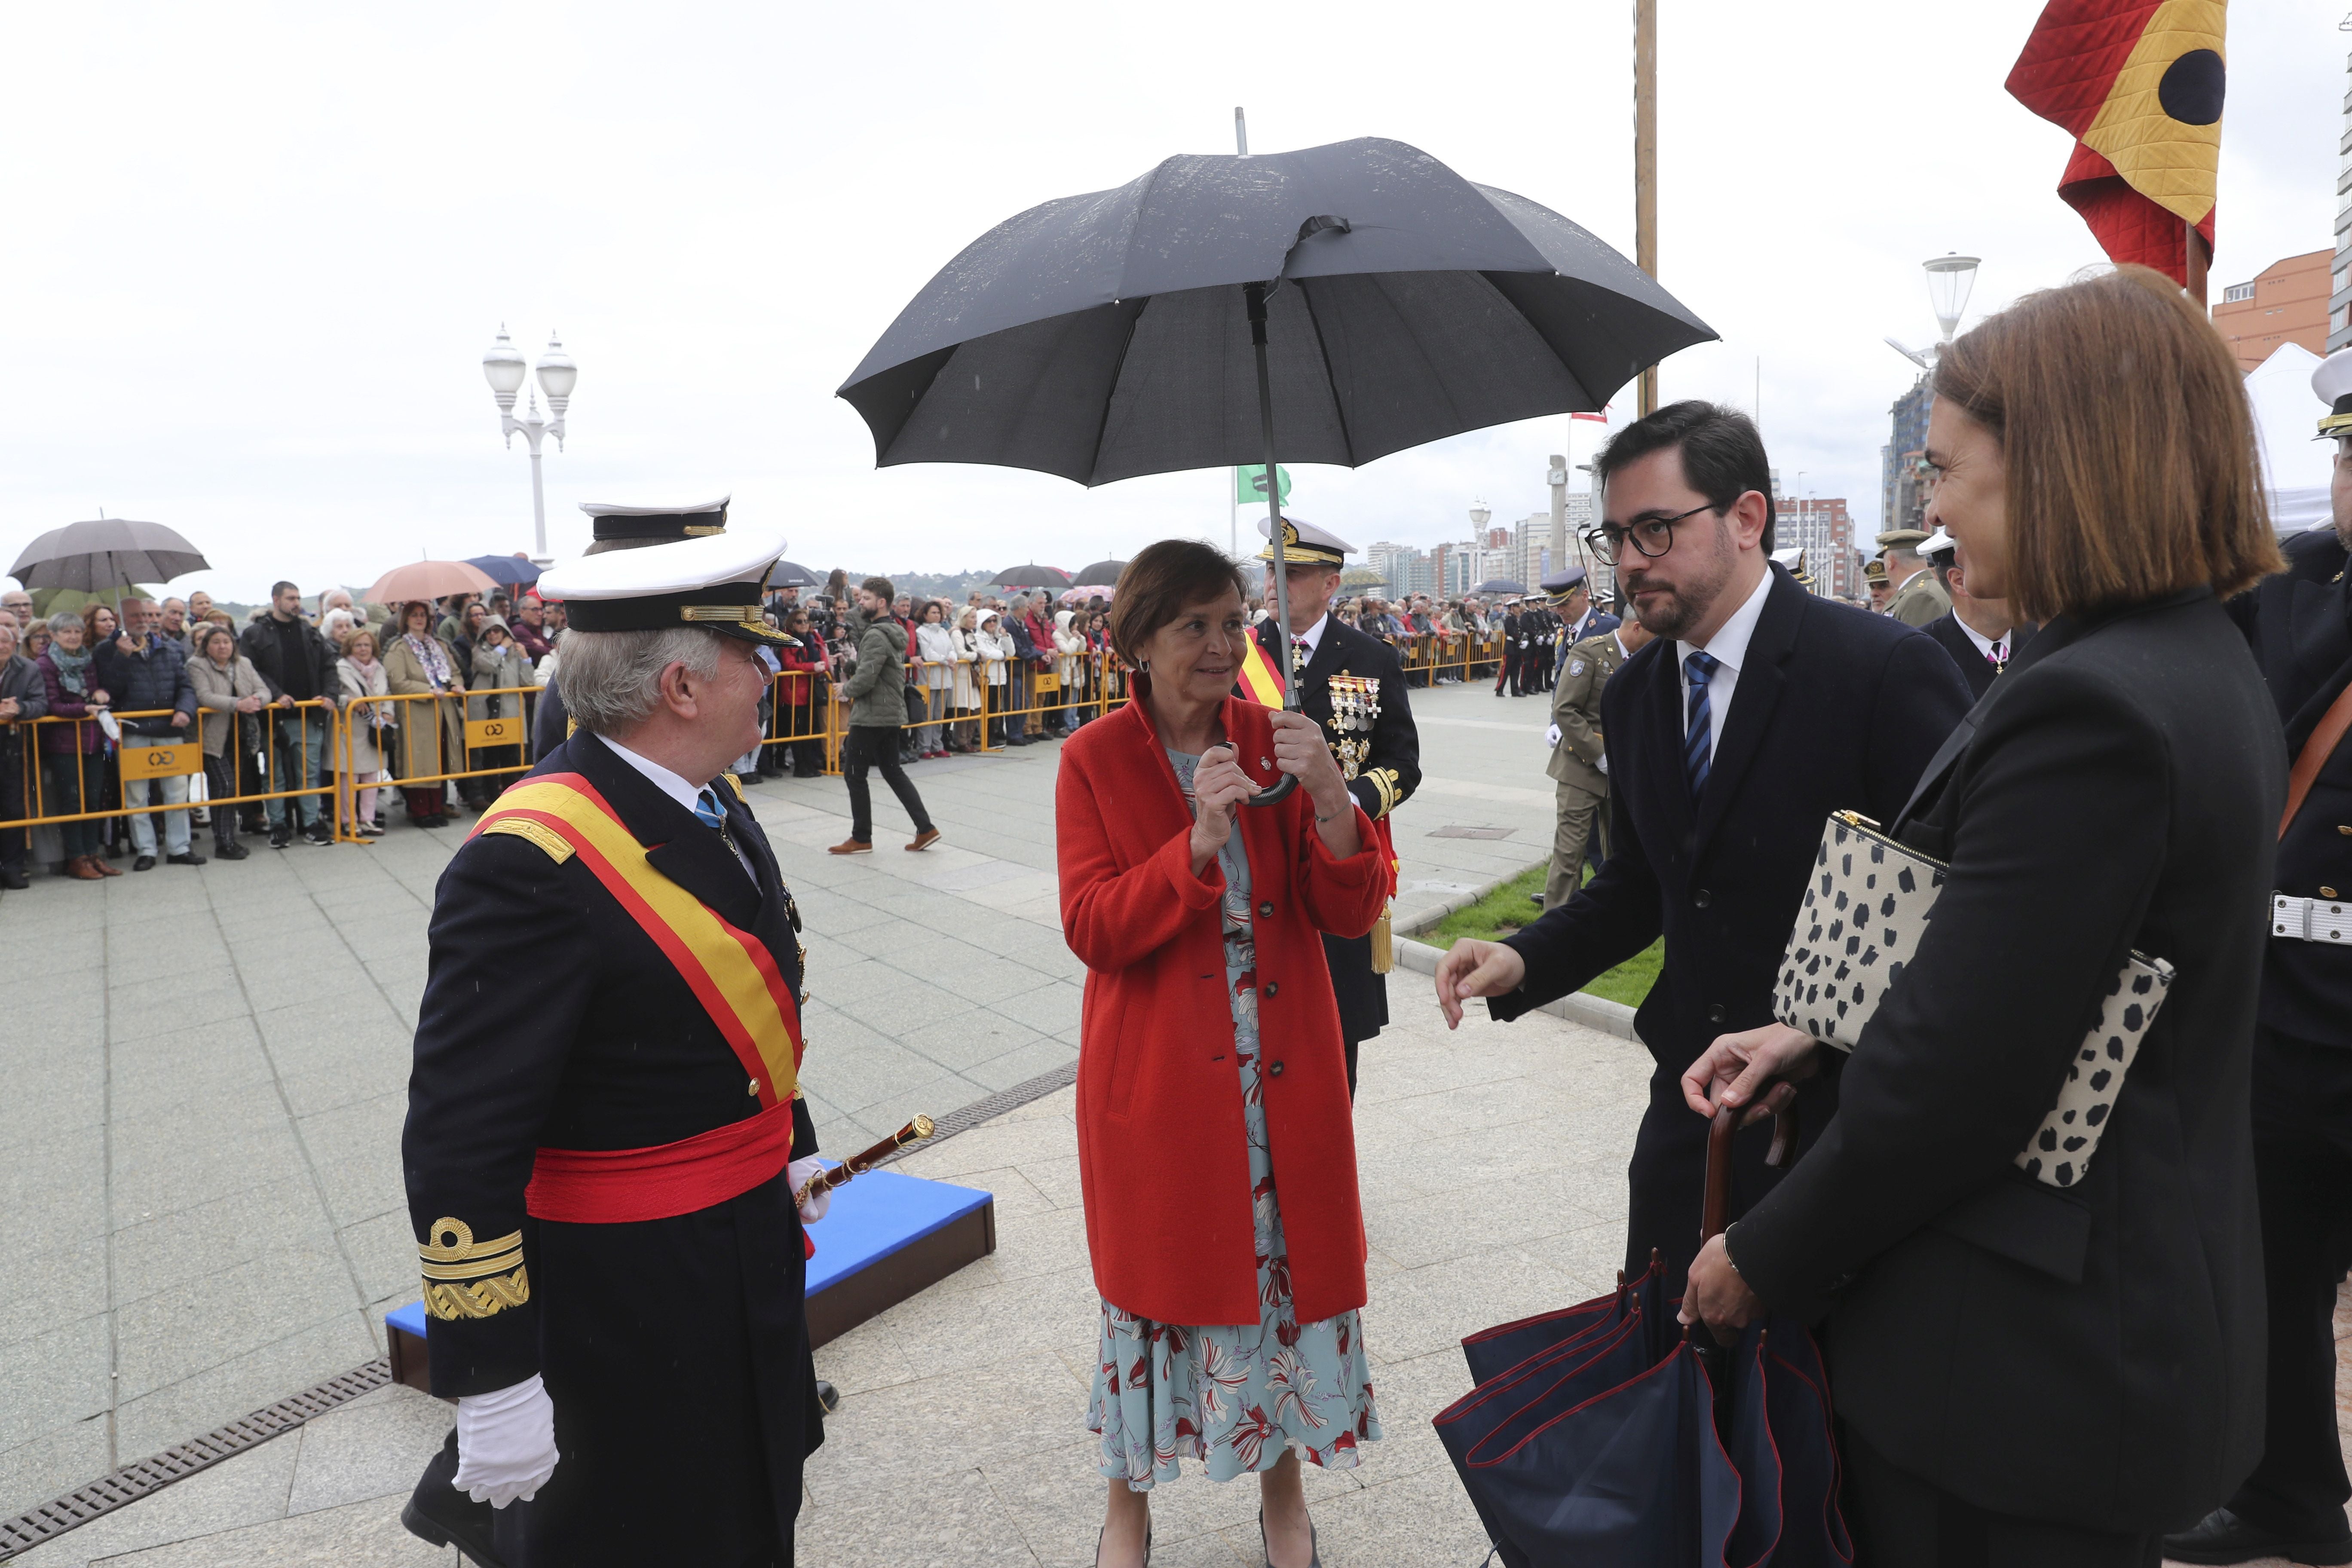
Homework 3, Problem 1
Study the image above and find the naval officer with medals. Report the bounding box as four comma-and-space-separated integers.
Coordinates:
1237, 516, 1421, 1096
530, 496, 732, 761
401, 530, 826, 1568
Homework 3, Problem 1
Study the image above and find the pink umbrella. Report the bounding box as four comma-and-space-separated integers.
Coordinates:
362, 559, 501, 606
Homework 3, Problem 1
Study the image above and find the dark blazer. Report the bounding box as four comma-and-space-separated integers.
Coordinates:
1492, 564, 1970, 1286
402, 731, 822, 1565
1247, 616, 1421, 1045
2228, 526, 2352, 1046
1921, 610, 2037, 702
1732, 588, 2279, 1534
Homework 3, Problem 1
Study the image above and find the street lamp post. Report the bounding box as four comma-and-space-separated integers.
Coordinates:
481, 327, 579, 564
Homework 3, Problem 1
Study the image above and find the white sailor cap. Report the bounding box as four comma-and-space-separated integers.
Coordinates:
1917, 528, 1956, 560
1255, 514, 1354, 566
2314, 349, 2352, 440
577, 495, 730, 543
538, 529, 790, 646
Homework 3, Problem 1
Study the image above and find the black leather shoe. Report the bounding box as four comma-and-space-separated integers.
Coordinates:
213, 841, 249, 861
132, 855, 156, 872
167, 851, 208, 867
0, 869, 28, 891
815, 1379, 840, 1415
2163, 1507, 2352, 1565
401, 1430, 506, 1567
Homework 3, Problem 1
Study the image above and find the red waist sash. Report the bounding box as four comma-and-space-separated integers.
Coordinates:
526, 1099, 795, 1224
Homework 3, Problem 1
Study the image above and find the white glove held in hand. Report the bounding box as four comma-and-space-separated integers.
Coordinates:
455, 1374, 559, 1508
789, 1156, 831, 1224
1596, 755, 1609, 776
1544, 723, 1562, 750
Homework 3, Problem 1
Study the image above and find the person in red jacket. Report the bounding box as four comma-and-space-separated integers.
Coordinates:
1057, 539, 1389, 1568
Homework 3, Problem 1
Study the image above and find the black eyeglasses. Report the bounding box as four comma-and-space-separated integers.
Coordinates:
1585, 502, 1719, 566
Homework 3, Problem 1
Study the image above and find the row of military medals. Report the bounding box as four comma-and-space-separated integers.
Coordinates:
1323, 670, 1380, 781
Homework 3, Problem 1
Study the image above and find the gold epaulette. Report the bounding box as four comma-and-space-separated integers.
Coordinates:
481, 817, 575, 864
418, 1218, 532, 1320
721, 772, 746, 802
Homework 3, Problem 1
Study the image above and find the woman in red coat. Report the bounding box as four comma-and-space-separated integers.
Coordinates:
1058, 539, 1389, 1568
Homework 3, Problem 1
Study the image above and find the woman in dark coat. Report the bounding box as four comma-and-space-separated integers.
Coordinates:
1679, 266, 2287, 1566
1058, 539, 1388, 1568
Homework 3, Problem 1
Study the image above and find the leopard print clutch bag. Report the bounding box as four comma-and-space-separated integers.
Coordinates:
1774, 812, 2173, 1190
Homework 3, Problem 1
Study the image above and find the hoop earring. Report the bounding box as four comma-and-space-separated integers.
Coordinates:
1134, 659, 1149, 674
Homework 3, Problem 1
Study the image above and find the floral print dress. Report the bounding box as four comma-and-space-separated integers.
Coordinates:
1085, 747, 1382, 1489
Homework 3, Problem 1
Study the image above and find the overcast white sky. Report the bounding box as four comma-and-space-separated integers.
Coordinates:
0, 3, 2337, 600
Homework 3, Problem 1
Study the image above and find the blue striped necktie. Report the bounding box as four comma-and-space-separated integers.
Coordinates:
693, 787, 728, 832
1682, 649, 1720, 798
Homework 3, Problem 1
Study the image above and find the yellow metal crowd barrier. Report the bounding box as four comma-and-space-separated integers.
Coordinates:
333, 684, 539, 842
0, 700, 341, 837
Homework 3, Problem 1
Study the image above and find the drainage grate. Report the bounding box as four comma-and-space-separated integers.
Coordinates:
867, 1057, 1078, 1173
1427, 824, 1516, 840
0, 1359, 392, 1560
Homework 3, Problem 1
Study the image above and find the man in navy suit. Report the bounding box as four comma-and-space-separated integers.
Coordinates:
1436, 402, 1971, 1291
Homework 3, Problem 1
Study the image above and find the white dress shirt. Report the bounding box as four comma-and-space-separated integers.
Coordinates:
1289, 611, 1329, 666
602, 735, 753, 882
1953, 614, 2011, 667
1673, 567, 1773, 765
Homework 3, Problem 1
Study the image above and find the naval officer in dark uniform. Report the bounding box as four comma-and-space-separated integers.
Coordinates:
2168, 346, 2352, 1568
1243, 516, 1422, 1096
530, 496, 732, 761
1914, 525, 2036, 702
401, 529, 825, 1568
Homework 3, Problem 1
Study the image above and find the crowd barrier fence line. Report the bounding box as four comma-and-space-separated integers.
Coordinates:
0, 700, 340, 835
0, 634, 1507, 848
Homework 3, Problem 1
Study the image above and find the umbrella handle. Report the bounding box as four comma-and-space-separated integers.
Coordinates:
1245, 278, 1300, 810
1701, 1098, 1801, 1244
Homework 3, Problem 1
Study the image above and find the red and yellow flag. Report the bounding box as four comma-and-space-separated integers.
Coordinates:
2006, 0, 2224, 285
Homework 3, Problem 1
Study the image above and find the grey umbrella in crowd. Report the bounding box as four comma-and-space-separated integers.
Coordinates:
992, 564, 1073, 588
1074, 558, 1131, 584
839, 135, 1714, 796
1476, 578, 1530, 596
8, 517, 211, 594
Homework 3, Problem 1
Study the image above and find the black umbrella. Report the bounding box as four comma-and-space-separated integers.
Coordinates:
841, 135, 1713, 798
1475, 578, 1529, 596
9, 518, 210, 592
769, 560, 822, 589
1074, 559, 1130, 585
992, 563, 1072, 588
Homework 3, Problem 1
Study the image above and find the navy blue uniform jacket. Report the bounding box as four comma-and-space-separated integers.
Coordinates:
402, 729, 822, 1567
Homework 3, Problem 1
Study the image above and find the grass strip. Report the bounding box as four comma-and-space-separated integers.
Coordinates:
1418, 864, 1663, 1010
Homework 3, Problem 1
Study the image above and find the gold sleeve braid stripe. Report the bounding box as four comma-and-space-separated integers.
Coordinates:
1366, 768, 1401, 818
418, 1218, 531, 1320
424, 1269, 531, 1321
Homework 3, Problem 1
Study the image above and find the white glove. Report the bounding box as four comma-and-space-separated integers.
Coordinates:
1544, 723, 1562, 750
789, 1156, 831, 1224
455, 1374, 559, 1508
1596, 755, 1610, 776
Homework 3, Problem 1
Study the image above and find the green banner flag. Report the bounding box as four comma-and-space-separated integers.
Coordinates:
1236, 464, 1292, 507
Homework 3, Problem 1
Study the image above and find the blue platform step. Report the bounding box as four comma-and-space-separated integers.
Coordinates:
385, 1169, 996, 1390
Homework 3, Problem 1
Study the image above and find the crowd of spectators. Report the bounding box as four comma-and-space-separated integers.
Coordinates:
0, 568, 1513, 887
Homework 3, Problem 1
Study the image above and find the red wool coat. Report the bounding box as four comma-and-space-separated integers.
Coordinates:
1058, 692, 1387, 1327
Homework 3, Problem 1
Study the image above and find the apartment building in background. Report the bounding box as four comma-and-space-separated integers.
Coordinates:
1880, 376, 1933, 537
2214, 249, 2330, 371
1777, 495, 1859, 602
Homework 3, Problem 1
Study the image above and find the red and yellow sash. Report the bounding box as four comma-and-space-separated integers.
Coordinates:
1237, 629, 1287, 708
471, 773, 808, 1224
